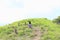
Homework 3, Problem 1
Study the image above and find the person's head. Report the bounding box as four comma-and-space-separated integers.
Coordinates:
28, 21, 31, 24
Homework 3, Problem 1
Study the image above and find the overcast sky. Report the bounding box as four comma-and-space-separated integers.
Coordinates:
0, 0, 60, 26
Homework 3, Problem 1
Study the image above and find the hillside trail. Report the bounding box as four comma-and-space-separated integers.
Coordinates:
15, 26, 42, 40
32, 27, 42, 40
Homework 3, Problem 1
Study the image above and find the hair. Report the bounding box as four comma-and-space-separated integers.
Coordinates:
28, 21, 31, 24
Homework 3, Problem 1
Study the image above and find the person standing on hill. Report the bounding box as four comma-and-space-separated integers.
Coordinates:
28, 21, 32, 29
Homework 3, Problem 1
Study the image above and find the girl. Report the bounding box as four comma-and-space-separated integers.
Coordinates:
28, 21, 32, 29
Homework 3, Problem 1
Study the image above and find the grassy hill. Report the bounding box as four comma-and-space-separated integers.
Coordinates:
0, 18, 60, 40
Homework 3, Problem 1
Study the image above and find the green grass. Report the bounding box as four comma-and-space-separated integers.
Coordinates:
0, 18, 60, 40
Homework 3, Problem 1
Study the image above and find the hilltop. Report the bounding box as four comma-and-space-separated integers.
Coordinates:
0, 18, 60, 40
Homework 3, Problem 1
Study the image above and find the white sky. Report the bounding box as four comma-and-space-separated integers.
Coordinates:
0, 0, 60, 26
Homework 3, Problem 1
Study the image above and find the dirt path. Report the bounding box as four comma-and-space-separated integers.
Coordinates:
32, 27, 41, 40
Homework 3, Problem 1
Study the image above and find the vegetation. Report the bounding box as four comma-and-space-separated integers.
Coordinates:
0, 18, 60, 40
53, 16, 60, 24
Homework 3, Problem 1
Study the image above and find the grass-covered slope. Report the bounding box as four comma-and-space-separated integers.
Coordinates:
0, 18, 60, 40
